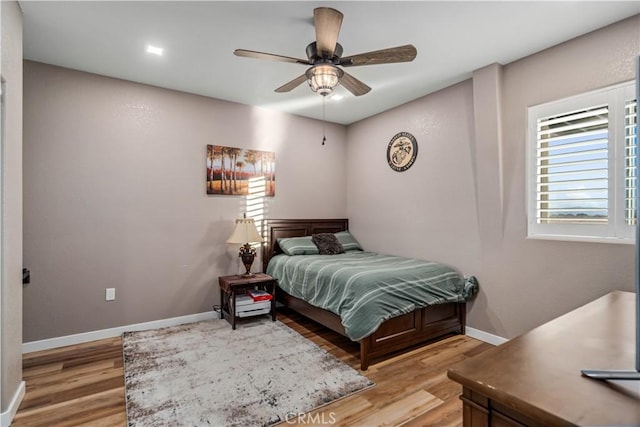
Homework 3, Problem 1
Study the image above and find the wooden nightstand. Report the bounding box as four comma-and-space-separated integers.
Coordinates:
218, 273, 276, 329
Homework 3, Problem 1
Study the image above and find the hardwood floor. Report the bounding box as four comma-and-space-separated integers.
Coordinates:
14, 336, 125, 426
13, 308, 492, 427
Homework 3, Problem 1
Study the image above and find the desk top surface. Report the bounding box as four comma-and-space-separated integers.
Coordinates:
448, 291, 640, 426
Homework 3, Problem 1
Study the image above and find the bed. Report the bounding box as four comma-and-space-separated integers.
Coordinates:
262, 218, 476, 370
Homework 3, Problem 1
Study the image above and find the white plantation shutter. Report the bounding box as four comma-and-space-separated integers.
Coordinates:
528, 81, 637, 243
536, 105, 609, 225
625, 99, 638, 226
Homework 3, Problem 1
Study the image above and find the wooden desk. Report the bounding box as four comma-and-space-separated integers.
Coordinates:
448, 291, 640, 426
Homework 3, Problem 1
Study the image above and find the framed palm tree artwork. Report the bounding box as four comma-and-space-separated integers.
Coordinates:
206, 145, 275, 196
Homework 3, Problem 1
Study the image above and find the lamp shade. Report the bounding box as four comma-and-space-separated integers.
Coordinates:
226, 218, 263, 244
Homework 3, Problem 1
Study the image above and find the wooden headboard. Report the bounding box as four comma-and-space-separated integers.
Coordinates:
262, 218, 349, 272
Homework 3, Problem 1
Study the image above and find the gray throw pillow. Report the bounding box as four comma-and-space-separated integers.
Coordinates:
312, 233, 345, 255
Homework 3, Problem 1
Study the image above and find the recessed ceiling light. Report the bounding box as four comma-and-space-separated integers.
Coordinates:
146, 45, 163, 56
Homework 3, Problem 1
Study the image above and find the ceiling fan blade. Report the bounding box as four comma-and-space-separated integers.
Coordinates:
340, 71, 371, 96
340, 44, 417, 67
314, 7, 343, 58
275, 74, 308, 93
234, 49, 311, 65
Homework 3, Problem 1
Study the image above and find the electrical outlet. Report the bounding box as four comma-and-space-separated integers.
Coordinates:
105, 288, 116, 301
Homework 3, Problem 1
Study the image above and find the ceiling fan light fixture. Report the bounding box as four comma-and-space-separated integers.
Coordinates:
306, 64, 344, 96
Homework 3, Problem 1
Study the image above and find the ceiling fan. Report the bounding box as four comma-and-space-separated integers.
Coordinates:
233, 7, 417, 97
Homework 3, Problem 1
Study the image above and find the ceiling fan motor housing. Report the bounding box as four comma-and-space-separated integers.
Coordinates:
306, 42, 343, 63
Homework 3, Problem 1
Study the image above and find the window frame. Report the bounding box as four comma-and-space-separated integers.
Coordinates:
526, 80, 636, 244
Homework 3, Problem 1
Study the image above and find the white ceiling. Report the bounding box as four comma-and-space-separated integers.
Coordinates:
19, 1, 640, 125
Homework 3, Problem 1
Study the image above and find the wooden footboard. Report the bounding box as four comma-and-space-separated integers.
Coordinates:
360, 301, 465, 370
264, 218, 467, 370
276, 285, 465, 370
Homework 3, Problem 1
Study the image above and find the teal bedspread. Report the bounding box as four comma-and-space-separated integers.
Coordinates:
267, 252, 478, 341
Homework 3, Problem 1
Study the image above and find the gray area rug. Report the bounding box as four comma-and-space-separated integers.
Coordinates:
123, 319, 374, 426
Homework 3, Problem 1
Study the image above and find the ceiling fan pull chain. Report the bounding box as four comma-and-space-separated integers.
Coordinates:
322, 96, 327, 146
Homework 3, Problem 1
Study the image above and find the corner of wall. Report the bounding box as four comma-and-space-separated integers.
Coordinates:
1, 0, 24, 416
471, 63, 505, 247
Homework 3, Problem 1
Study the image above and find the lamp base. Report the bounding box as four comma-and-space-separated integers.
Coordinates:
239, 272, 256, 278
239, 244, 256, 277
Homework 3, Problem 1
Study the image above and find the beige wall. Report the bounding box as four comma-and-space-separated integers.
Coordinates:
22, 62, 347, 342
347, 15, 640, 339
1, 0, 23, 413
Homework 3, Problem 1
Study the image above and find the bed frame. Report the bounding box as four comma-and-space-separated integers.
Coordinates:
263, 218, 466, 370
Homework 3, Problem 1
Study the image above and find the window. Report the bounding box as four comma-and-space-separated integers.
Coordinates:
527, 81, 637, 243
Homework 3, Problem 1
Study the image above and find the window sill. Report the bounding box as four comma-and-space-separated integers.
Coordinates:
526, 234, 634, 245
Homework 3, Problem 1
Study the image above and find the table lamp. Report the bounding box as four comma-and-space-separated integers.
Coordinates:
226, 218, 263, 277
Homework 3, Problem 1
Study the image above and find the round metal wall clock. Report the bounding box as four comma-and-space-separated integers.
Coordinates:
387, 132, 418, 172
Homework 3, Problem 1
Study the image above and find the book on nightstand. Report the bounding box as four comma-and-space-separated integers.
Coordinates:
237, 307, 271, 317
246, 289, 273, 302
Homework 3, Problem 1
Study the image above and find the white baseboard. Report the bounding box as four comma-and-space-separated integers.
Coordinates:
1, 380, 25, 427
466, 326, 508, 346
23, 311, 217, 354
22, 310, 505, 352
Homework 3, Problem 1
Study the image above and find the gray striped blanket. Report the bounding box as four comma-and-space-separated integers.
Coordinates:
267, 252, 478, 341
